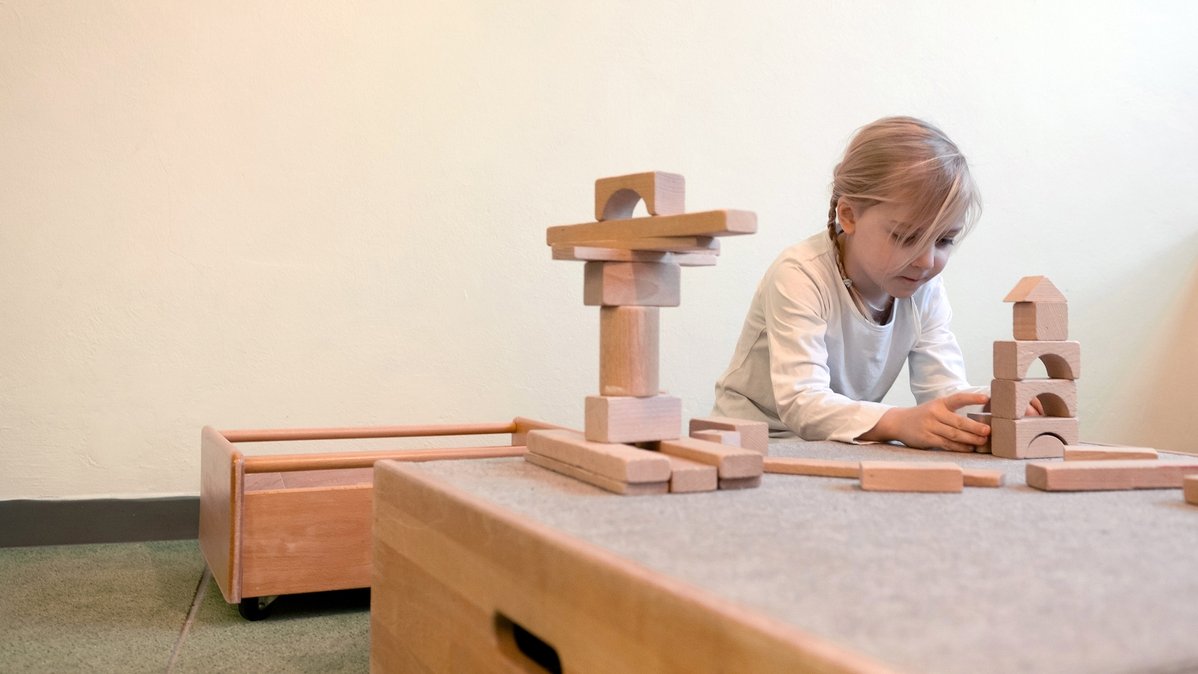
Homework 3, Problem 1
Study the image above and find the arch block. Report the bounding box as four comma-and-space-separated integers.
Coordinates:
991, 378, 1077, 419
991, 416, 1079, 459
993, 340, 1081, 380
594, 171, 686, 221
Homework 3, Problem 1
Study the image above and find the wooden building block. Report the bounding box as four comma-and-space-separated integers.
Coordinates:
595, 171, 686, 221
990, 378, 1077, 419
993, 340, 1081, 380
584, 261, 681, 307
651, 437, 764, 479
1003, 276, 1067, 303
525, 451, 669, 496
1186, 476, 1198, 505
990, 416, 1078, 459
564, 236, 721, 255
962, 469, 1004, 488
1063, 445, 1159, 461
1026, 459, 1198, 491
547, 210, 756, 247
526, 429, 671, 484
688, 416, 770, 455
718, 475, 762, 490
968, 412, 992, 454
763, 457, 859, 479
859, 462, 964, 493
690, 429, 741, 447
664, 454, 718, 493
600, 306, 659, 397
1013, 302, 1068, 341
552, 245, 718, 267
584, 395, 681, 444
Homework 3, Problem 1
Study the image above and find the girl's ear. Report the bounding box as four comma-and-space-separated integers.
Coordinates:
837, 198, 858, 235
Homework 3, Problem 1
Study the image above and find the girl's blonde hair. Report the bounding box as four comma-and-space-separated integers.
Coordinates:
826, 116, 981, 262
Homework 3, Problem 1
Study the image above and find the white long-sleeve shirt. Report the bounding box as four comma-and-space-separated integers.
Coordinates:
712, 231, 980, 442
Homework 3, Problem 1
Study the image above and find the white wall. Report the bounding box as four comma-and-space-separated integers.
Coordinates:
2, 1, 1195, 499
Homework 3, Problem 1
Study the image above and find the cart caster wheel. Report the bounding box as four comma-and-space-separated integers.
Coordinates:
238, 596, 277, 621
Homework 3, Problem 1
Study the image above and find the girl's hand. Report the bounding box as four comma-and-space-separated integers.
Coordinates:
866, 392, 991, 452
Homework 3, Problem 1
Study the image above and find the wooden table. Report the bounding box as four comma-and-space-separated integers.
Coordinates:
371, 439, 1198, 673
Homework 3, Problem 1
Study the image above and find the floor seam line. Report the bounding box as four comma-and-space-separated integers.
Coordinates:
165, 567, 210, 672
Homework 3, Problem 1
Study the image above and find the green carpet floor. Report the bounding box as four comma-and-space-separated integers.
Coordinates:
0, 540, 369, 673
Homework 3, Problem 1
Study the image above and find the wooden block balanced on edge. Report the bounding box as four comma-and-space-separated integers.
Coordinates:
599, 306, 660, 397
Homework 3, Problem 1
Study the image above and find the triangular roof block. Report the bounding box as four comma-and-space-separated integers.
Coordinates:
1003, 276, 1066, 303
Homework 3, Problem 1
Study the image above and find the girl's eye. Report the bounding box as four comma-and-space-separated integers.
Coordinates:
937, 238, 956, 248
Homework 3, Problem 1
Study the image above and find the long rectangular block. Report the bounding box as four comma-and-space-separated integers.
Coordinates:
525, 451, 669, 496
526, 429, 671, 483
652, 437, 763, 479
990, 416, 1078, 459
859, 462, 964, 493
1026, 459, 1198, 491
990, 378, 1077, 419
584, 261, 681, 307
585, 395, 681, 444
962, 469, 1004, 488
600, 306, 659, 397
763, 457, 859, 479
1063, 445, 1158, 461
688, 416, 770, 455
1013, 302, 1068, 340
552, 245, 717, 267
547, 210, 756, 246
993, 340, 1081, 380
663, 454, 718, 493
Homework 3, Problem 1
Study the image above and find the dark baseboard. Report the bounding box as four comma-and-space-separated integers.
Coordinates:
0, 496, 199, 548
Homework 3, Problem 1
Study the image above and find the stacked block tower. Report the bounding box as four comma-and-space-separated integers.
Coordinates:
988, 276, 1081, 458
523, 172, 769, 495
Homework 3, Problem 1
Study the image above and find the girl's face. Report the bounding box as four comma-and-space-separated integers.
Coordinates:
839, 199, 960, 301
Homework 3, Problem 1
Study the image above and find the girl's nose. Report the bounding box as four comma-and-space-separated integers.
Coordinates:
911, 245, 935, 270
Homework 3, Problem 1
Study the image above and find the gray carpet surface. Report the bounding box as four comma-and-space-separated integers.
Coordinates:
403, 440, 1198, 674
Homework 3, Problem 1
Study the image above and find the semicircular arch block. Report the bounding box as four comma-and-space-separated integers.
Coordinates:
990, 379, 1078, 420
993, 340, 1080, 381
594, 171, 685, 221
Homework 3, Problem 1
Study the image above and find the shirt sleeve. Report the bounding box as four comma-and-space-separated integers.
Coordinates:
907, 280, 987, 403
763, 261, 891, 443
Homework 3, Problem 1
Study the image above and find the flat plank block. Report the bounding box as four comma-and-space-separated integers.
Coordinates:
968, 412, 992, 454
1013, 302, 1068, 341
990, 416, 1078, 459
563, 236, 721, 254
689, 416, 770, 455
718, 475, 762, 490
763, 457, 858, 479
1026, 459, 1198, 491
1186, 476, 1198, 505
526, 429, 671, 483
859, 461, 964, 493
600, 306, 660, 397
990, 378, 1077, 419
653, 437, 764, 479
547, 210, 756, 246
690, 429, 741, 447
553, 245, 718, 267
595, 171, 686, 221
664, 454, 718, 493
584, 395, 681, 444
993, 340, 1081, 380
526, 451, 669, 496
962, 469, 1004, 488
1003, 276, 1067, 303
1063, 445, 1159, 461
584, 261, 681, 307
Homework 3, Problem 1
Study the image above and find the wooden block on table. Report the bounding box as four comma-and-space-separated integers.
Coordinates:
993, 340, 1081, 380
1003, 276, 1067, 303
585, 395, 681, 444
1063, 445, 1158, 461
968, 412, 992, 454
1013, 302, 1068, 341
584, 261, 681, 307
990, 378, 1077, 419
1186, 476, 1198, 505
552, 245, 718, 267
600, 306, 659, 397
688, 416, 770, 455
859, 462, 964, 493
990, 416, 1078, 459
652, 436, 763, 479
718, 475, 762, 490
763, 457, 859, 479
525, 450, 669, 496
690, 429, 741, 447
547, 210, 756, 247
962, 468, 1004, 488
664, 454, 717, 493
1026, 458, 1198, 491
525, 429, 671, 483
595, 171, 686, 221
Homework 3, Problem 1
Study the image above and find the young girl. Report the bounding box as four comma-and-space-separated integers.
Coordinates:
712, 116, 993, 452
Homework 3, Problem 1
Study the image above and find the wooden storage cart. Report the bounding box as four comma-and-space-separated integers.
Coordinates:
199, 417, 558, 619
